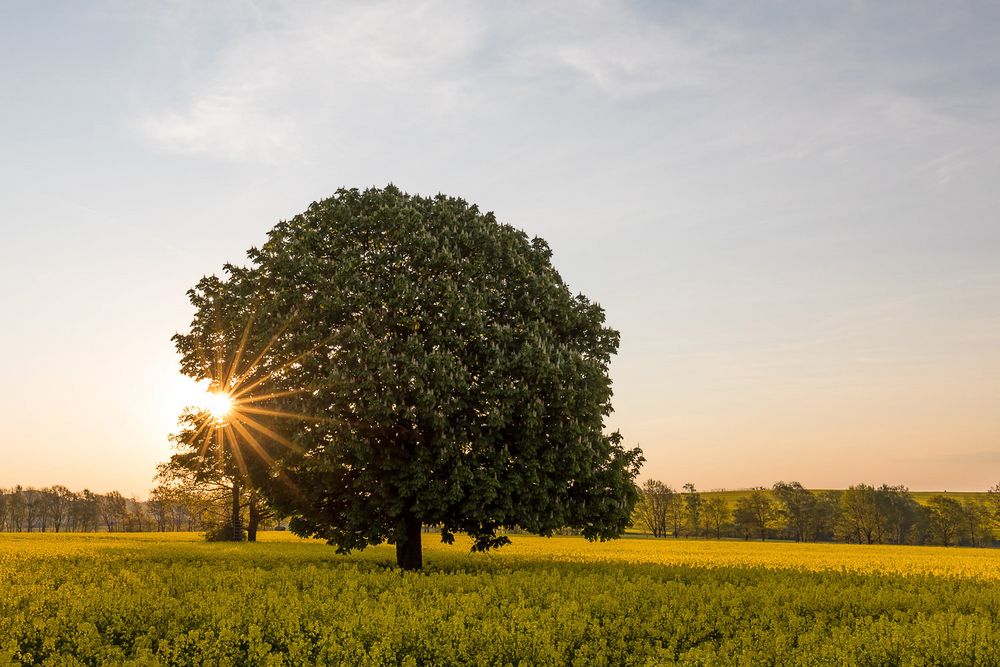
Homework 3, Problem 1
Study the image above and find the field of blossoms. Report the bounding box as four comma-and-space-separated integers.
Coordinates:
4, 532, 1000, 665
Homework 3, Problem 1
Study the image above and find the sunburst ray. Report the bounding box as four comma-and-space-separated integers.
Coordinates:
214, 427, 225, 465
213, 311, 227, 387
175, 300, 342, 487
228, 418, 277, 468
231, 412, 304, 454
235, 388, 314, 404
222, 304, 258, 390
227, 309, 301, 392
196, 425, 214, 460
229, 337, 329, 400
236, 404, 341, 425
224, 424, 249, 479
192, 336, 215, 383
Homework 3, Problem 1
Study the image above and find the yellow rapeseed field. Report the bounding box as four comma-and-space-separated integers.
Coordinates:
3, 532, 1000, 665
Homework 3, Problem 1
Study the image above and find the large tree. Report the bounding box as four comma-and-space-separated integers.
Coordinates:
173, 185, 644, 569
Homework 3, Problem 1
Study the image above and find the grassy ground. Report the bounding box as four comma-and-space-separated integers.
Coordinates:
4, 532, 1000, 665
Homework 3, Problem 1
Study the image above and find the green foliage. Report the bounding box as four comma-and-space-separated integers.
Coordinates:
633, 480, 675, 537
926, 495, 966, 546
5, 533, 1000, 666
733, 487, 778, 540
660, 485, 998, 546
173, 185, 643, 568
681, 482, 701, 537
773, 481, 824, 541
700, 495, 729, 538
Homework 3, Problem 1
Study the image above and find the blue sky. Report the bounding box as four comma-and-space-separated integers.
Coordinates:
2, 1, 999, 494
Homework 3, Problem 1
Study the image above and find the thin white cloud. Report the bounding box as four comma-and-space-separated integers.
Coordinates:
541, 9, 723, 96
134, 0, 486, 162
129, 0, 1000, 200
138, 90, 299, 162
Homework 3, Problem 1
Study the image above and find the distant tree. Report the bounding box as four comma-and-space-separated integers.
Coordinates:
149, 480, 213, 532
147, 487, 171, 532
70, 490, 100, 532
125, 497, 148, 532
701, 496, 730, 539
35, 488, 56, 532
734, 488, 777, 541
875, 485, 920, 545
23, 488, 40, 532
733, 500, 755, 540
960, 498, 992, 547
173, 186, 644, 569
172, 494, 199, 531
926, 495, 964, 546
682, 483, 702, 537
987, 483, 1000, 528
98, 492, 128, 532
634, 480, 674, 537
665, 492, 685, 538
48, 486, 74, 532
836, 485, 883, 544
772, 481, 818, 542
7, 487, 26, 531
812, 491, 841, 541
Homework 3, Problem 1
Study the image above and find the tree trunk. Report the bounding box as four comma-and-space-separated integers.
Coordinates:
247, 492, 260, 543
395, 513, 423, 571
231, 480, 243, 542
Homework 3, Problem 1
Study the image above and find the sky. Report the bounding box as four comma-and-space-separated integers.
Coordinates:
1, 1, 999, 496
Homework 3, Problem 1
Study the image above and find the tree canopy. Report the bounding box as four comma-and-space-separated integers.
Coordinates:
173, 185, 643, 569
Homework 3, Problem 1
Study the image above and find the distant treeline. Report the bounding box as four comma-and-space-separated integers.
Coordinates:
0, 485, 276, 535
8, 480, 999, 548
635, 481, 1000, 547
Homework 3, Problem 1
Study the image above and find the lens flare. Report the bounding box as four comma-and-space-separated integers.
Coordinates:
172, 304, 336, 493
204, 391, 234, 423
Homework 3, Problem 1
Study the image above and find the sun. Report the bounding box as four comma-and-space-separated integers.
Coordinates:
204, 390, 234, 423
171, 306, 324, 473
171, 377, 235, 424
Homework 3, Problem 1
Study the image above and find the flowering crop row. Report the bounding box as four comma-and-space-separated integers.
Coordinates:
3, 533, 1000, 665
